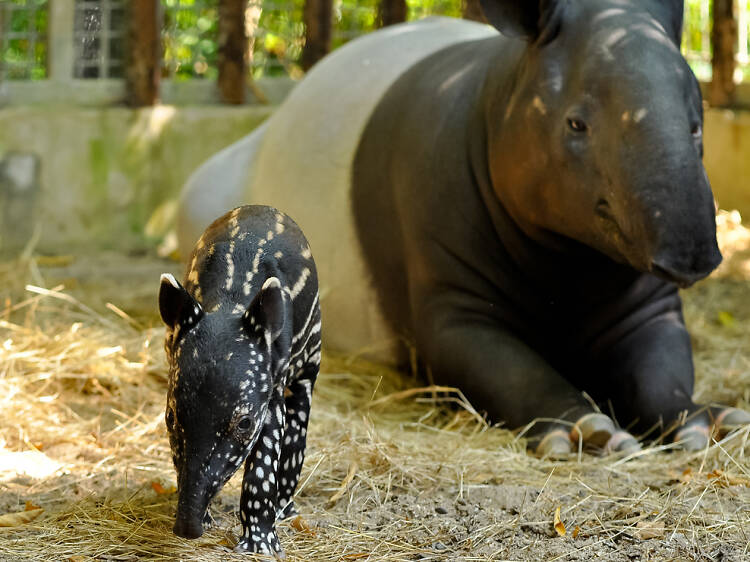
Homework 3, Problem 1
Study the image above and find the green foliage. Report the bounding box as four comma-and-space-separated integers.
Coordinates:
1, 0, 48, 80
162, 0, 219, 80
2, 0, 749, 84
252, 0, 306, 78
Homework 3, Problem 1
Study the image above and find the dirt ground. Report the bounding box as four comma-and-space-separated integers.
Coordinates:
0, 212, 748, 561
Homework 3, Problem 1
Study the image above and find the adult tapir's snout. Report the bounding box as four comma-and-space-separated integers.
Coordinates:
639, 162, 722, 288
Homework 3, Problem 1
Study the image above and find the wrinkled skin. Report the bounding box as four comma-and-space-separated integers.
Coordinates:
160, 206, 321, 555
352, 0, 741, 454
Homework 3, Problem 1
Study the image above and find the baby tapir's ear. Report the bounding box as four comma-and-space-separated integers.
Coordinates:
244, 277, 287, 347
159, 273, 204, 330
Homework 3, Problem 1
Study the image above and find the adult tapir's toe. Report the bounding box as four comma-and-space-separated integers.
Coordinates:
570, 413, 617, 449
714, 408, 750, 437
605, 430, 642, 455
535, 429, 574, 458
674, 424, 710, 451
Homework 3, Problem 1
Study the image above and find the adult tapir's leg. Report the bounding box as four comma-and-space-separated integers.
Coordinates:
413, 292, 637, 455
594, 306, 750, 449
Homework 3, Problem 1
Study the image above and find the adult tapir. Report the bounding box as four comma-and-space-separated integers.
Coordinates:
178, 0, 750, 456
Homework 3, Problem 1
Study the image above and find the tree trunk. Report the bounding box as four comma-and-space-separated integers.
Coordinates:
302, 0, 333, 71
462, 0, 486, 23
218, 0, 249, 104
710, 0, 737, 108
378, 0, 407, 28
125, 0, 160, 106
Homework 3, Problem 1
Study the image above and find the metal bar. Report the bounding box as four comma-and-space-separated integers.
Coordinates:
49, 0, 75, 81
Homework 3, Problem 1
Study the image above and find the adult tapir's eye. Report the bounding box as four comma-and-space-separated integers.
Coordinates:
691, 123, 702, 138
237, 416, 253, 432
567, 117, 588, 133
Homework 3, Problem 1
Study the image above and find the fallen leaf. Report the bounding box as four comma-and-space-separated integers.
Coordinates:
151, 481, 176, 495
327, 461, 358, 507
35, 255, 75, 268
553, 506, 566, 537
717, 310, 735, 327
290, 515, 315, 536
217, 537, 234, 548
0, 508, 43, 527
342, 554, 370, 561
24, 500, 41, 511
635, 520, 665, 540
572, 525, 581, 539
68, 557, 85, 562
707, 469, 750, 487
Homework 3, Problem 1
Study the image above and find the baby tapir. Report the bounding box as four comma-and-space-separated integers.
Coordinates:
158, 205, 320, 556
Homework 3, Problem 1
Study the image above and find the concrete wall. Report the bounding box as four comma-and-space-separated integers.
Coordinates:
0, 105, 272, 253
0, 104, 748, 254
704, 109, 750, 217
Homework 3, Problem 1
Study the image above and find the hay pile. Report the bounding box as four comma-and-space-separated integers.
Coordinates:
0, 213, 748, 561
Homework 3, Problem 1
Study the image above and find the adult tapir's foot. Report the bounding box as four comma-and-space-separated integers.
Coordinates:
674, 407, 750, 451
536, 413, 641, 458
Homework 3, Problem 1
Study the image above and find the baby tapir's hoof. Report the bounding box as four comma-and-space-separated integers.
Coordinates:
674, 408, 750, 451
234, 532, 285, 559
536, 413, 641, 458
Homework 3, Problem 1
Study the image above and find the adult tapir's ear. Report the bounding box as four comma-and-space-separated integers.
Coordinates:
479, 0, 565, 44
159, 273, 203, 329
644, 0, 684, 47
244, 277, 287, 347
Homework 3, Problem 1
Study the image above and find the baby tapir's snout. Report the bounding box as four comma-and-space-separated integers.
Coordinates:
159, 205, 321, 556
173, 512, 204, 540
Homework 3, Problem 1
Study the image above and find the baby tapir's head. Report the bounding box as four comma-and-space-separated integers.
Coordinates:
158, 273, 291, 540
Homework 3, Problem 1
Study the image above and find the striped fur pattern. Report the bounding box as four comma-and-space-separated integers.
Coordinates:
159, 205, 320, 556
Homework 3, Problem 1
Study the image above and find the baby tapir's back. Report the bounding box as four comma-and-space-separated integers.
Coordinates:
183, 205, 319, 357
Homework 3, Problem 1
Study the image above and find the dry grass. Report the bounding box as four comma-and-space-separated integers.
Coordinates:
0, 212, 748, 561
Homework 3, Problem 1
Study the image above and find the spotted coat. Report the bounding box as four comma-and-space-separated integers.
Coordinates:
158, 205, 320, 556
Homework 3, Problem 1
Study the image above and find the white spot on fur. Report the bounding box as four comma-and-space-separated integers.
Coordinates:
225, 241, 235, 290
289, 268, 311, 300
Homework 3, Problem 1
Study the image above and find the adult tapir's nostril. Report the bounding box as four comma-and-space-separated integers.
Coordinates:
650, 257, 716, 288
173, 516, 204, 539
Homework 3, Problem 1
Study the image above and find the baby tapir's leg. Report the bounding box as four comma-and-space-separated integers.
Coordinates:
277, 367, 318, 519
236, 388, 286, 555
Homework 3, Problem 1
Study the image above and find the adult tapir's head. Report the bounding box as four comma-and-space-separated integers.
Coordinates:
158, 273, 290, 540
480, 0, 721, 286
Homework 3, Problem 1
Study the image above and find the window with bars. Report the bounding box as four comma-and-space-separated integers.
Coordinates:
2, 0, 749, 87
0, 0, 48, 80
73, 0, 127, 79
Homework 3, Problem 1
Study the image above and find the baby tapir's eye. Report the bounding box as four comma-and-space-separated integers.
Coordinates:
166, 408, 175, 427
237, 416, 253, 432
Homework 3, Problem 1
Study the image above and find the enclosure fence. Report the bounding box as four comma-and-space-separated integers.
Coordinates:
2, 0, 750, 91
